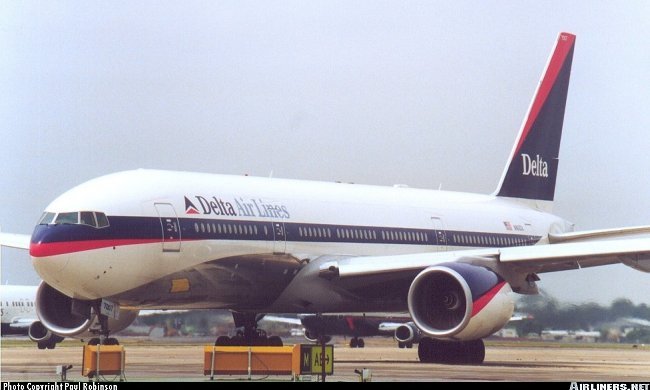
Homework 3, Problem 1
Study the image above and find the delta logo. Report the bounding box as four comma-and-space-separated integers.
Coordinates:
183, 196, 290, 219
184, 197, 200, 214
520, 153, 548, 178
184, 196, 236, 216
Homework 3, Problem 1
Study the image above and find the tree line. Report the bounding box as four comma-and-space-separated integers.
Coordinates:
515, 294, 650, 343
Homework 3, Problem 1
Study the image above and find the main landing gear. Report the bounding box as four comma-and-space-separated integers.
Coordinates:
417, 337, 485, 365
214, 312, 283, 347
349, 337, 365, 348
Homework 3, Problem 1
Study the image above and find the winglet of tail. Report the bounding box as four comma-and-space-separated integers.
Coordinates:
495, 32, 576, 210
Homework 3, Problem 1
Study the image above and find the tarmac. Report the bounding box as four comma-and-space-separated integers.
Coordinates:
1, 338, 648, 382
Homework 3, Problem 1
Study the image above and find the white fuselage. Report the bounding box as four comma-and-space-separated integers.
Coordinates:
30, 169, 570, 311
0, 285, 38, 334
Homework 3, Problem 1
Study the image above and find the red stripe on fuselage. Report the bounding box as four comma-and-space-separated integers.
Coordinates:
471, 281, 507, 317
30, 239, 164, 257
514, 33, 575, 156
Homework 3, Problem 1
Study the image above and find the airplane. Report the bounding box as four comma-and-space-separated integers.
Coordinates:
0, 284, 63, 349
1, 32, 649, 365
262, 313, 420, 348
264, 311, 531, 349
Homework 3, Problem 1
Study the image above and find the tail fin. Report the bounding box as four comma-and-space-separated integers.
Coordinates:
495, 32, 576, 210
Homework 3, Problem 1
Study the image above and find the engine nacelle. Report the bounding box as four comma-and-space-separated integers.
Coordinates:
407, 263, 514, 341
35, 282, 139, 339
394, 322, 422, 344
304, 330, 331, 344
28, 321, 64, 348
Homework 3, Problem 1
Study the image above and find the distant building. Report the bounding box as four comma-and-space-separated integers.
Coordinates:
494, 328, 518, 338
540, 330, 600, 343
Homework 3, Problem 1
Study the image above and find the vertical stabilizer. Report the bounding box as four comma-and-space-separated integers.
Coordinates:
495, 32, 575, 210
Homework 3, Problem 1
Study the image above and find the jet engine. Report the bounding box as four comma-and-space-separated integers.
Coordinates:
394, 322, 422, 345
407, 262, 513, 341
35, 282, 139, 339
27, 321, 64, 349
304, 330, 331, 344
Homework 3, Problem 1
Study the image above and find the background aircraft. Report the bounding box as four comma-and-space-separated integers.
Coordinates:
263, 313, 418, 348
0, 284, 63, 349
263, 312, 531, 348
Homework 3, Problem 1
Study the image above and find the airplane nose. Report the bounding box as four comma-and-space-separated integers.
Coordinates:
31, 251, 69, 278
30, 225, 69, 277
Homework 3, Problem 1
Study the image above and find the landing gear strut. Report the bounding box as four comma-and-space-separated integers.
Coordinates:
87, 304, 120, 346
214, 312, 283, 347
417, 337, 484, 364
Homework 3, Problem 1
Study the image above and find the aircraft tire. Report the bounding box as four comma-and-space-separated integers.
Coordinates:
104, 338, 120, 346
215, 336, 230, 346
268, 336, 283, 347
418, 337, 434, 362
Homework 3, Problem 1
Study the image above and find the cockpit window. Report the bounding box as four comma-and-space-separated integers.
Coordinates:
95, 212, 109, 228
79, 212, 97, 227
44, 211, 110, 228
38, 212, 56, 225
55, 212, 79, 224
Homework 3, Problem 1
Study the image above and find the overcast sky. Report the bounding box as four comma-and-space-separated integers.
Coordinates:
1, 1, 648, 305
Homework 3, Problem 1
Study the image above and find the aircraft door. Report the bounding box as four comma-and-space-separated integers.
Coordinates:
431, 217, 447, 251
272, 222, 286, 254
154, 203, 181, 252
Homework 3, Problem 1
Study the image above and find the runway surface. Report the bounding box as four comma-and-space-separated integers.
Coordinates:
1, 339, 648, 382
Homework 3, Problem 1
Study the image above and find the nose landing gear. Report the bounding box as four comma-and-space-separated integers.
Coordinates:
86, 304, 120, 346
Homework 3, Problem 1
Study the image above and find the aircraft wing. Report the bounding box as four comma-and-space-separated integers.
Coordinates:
260, 315, 303, 326
548, 225, 650, 243
509, 313, 533, 321
320, 227, 650, 294
377, 322, 406, 333
0, 232, 31, 250
8, 317, 37, 329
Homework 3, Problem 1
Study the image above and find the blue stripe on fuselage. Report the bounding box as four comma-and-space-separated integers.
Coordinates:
33, 215, 541, 248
